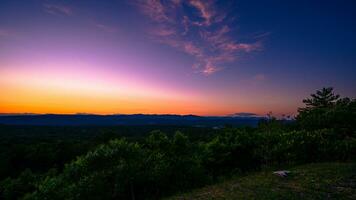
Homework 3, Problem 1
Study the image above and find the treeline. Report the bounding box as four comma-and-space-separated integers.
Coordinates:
1, 87, 355, 200
0, 125, 217, 180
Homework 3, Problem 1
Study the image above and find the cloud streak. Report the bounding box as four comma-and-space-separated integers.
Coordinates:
94, 23, 118, 33
43, 4, 73, 16
253, 74, 266, 81
132, 0, 266, 75
189, 0, 215, 26
132, 0, 169, 22
0, 29, 10, 37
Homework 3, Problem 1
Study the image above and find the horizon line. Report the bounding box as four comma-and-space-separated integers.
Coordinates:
0, 112, 266, 118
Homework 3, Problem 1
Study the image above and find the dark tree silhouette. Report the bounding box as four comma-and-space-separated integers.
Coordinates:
298, 87, 339, 112
297, 87, 355, 132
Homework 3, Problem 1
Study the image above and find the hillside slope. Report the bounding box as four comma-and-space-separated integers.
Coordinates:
167, 163, 356, 200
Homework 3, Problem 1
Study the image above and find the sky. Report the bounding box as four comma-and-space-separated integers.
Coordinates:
0, 0, 355, 116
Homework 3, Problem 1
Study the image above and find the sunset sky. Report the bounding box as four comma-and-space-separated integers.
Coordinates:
0, 0, 355, 116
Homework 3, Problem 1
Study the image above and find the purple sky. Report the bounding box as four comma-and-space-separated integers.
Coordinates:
0, 0, 355, 116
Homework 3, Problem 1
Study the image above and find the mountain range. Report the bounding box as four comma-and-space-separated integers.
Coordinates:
0, 114, 264, 127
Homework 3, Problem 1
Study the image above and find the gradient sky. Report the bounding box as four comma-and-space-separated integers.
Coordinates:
0, 0, 355, 116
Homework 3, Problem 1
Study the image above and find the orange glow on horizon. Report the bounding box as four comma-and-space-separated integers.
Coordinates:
0, 62, 297, 117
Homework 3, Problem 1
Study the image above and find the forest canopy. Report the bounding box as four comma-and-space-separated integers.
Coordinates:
0, 87, 355, 200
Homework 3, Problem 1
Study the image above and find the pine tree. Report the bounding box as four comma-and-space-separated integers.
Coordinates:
298, 87, 339, 112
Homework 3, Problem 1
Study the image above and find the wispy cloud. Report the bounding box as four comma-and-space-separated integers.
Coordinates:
132, 0, 169, 22
149, 25, 176, 36
94, 23, 118, 33
253, 73, 266, 81
0, 29, 10, 37
188, 0, 215, 26
236, 73, 267, 87
132, 0, 267, 75
0, 28, 15, 38
43, 4, 73, 16
201, 61, 220, 75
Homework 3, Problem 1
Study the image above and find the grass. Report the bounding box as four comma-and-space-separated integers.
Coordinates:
166, 162, 356, 200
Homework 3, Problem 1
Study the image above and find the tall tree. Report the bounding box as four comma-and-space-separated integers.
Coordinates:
297, 87, 355, 133
298, 87, 339, 112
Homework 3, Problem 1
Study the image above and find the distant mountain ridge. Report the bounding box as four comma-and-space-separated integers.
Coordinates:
0, 114, 264, 127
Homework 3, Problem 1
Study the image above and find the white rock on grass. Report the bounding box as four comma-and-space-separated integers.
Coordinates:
273, 170, 291, 177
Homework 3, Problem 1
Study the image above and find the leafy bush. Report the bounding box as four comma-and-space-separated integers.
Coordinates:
24, 132, 208, 200
202, 129, 262, 178
259, 129, 356, 165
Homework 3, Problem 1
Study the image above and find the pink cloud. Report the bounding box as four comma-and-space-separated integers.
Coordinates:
200, 25, 230, 46
208, 53, 236, 63
155, 37, 204, 59
182, 16, 190, 35
133, 0, 169, 22
158, 38, 181, 48
201, 61, 220, 75
132, 0, 266, 75
150, 26, 176, 36
188, 0, 215, 26
221, 42, 262, 52
171, 0, 182, 6
201, 26, 262, 53
183, 42, 203, 57
43, 4, 73, 16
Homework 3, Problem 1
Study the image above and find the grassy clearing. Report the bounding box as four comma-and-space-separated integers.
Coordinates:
167, 162, 356, 200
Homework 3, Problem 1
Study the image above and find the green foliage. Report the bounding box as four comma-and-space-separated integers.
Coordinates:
0, 125, 217, 180
0, 169, 37, 200
28, 139, 148, 200
2, 127, 356, 199
203, 129, 262, 178
23, 132, 209, 200
1, 87, 355, 199
258, 129, 356, 165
